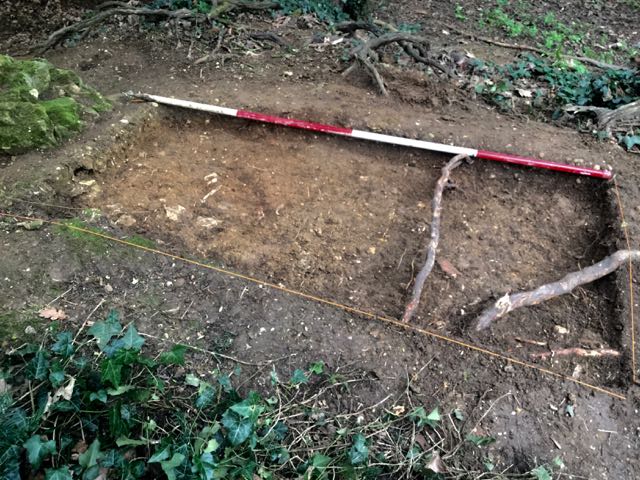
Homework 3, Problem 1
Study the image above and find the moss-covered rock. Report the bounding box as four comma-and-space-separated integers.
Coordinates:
0, 55, 111, 154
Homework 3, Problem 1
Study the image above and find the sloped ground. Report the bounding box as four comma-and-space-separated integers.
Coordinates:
1, 1, 640, 478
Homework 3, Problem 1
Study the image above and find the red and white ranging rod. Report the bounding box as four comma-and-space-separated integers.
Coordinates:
134, 93, 612, 180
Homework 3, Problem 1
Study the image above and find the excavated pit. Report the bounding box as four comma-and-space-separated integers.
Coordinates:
82, 109, 625, 389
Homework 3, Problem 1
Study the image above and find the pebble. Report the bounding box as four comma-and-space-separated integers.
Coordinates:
554, 325, 569, 335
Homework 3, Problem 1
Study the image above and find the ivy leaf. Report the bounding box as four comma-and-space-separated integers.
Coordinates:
89, 390, 108, 403
159, 344, 187, 365
23, 435, 56, 469
88, 311, 122, 351
78, 439, 101, 469
290, 369, 308, 385
410, 407, 441, 428
466, 433, 496, 447
530, 466, 552, 480
309, 454, 331, 476
221, 410, 253, 446
229, 397, 265, 423
308, 361, 325, 375
115, 437, 147, 447
101, 358, 123, 387
48, 362, 66, 388
195, 383, 216, 409
160, 453, 186, 480
217, 374, 233, 393
113, 324, 145, 352
51, 332, 74, 357
149, 445, 171, 463
45, 467, 73, 480
185, 374, 201, 387
348, 433, 369, 465
27, 350, 50, 381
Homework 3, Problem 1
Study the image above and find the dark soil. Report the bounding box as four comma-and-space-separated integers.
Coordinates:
1, 1, 640, 478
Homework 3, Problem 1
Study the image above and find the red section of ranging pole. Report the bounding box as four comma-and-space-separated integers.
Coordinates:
476, 150, 611, 179
237, 109, 353, 135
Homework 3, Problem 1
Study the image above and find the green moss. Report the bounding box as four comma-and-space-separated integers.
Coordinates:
127, 234, 157, 249
0, 55, 111, 154
54, 218, 110, 254
0, 310, 42, 345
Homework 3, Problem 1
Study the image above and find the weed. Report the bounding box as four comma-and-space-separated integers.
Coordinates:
454, 4, 466, 21
0, 307, 566, 479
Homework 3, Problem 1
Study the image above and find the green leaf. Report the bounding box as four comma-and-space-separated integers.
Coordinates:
466, 433, 496, 447
552, 456, 565, 469
269, 367, 279, 386
89, 390, 108, 403
28, 350, 50, 381
88, 311, 122, 351
51, 332, 74, 357
48, 362, 66, 388
452, 409, 465, 421
290, 369, 308, 385
78, 439, 101, 469
45, 467, 73, 480
159, 344, 187, 365
185, 373, 200, 387
217, 373, 232, 392
230, 398, 265, 423
24, 435, 56, 469
108, 403, 130, 438
621, 134, 640, 151
348, 433, 369, 465
149, 445, 171, 463
410, 407, 441, 428
308, 361, 324, 375
116, 436, 147, 447
309, 454, 331, 476
101, 358, 123, 387
531, 466, 552, 480
107, 385, 135, 396
160, 453, 185, 480
115, 324, 145, 351
222, 410, 253, 446
195, 383, 216, 409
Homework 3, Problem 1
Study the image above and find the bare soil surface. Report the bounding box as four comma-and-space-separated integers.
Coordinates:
2, 1, 640, 478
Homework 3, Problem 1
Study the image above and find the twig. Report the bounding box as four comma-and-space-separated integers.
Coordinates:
195, 27, 226, 65
402, 154, 468, 322
35, 6, 204, 53
138, 331, 295, 366
442, 23, 629, 71
249, 31, 289, 47
531, 348, 620, 359
475, 249, 640, 330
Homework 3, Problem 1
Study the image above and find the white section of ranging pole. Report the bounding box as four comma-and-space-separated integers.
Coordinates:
139, 94, 238, 117
350, 129, 478, 157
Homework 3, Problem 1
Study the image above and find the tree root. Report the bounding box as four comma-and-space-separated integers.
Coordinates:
475, 250, 640, 331
531, 348, 620, 359
442, 23, 630, 71
35, 0, 281, 54
564, 99, 640, 135
402, 154, 468, 323
345, 32, 451, 96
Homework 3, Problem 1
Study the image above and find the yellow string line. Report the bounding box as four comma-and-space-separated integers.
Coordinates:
0, 211, 627, 401
613, 177, 637, 384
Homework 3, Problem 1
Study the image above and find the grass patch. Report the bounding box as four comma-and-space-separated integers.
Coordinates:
126, 234, 157, 250
0, 307, 565, 479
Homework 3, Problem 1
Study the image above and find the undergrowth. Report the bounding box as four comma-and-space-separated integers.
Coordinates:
0, 308, 564, 479
470, 53, 640, 149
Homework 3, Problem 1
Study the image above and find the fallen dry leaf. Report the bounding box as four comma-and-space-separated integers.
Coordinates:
437, 258, 462, 278
426, 450, 447, 473
39, 307, 68, 321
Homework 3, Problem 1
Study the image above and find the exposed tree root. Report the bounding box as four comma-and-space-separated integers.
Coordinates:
35, 0, 280, 54
402, 154, 468, 323
475, 250, 640, 331
531, 348, 620, 359
345, 32, 451, 95
564, 99, 640, 135
442, 23, 629, 71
